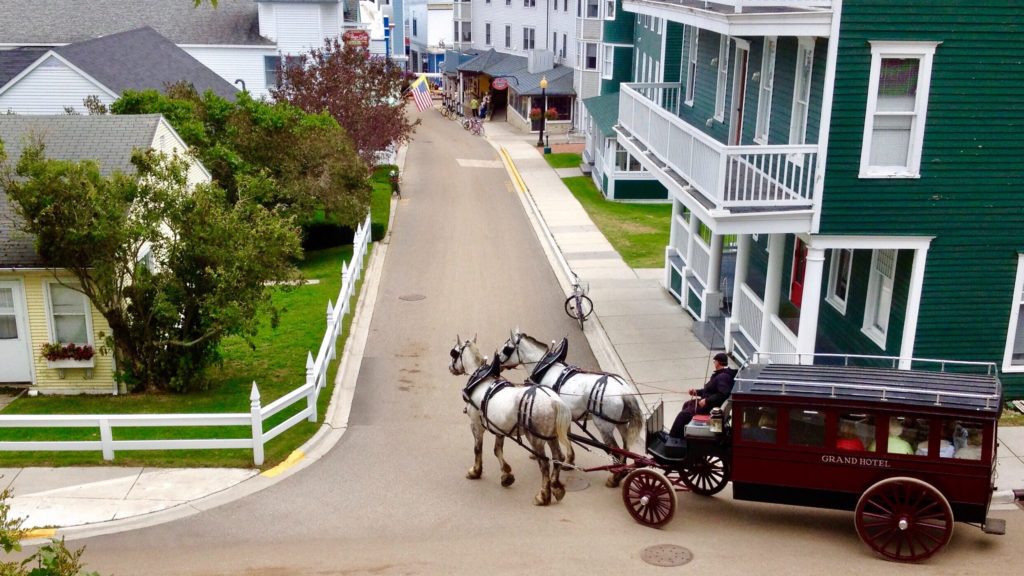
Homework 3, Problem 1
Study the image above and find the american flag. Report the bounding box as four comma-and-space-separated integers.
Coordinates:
409, 75, 432, 112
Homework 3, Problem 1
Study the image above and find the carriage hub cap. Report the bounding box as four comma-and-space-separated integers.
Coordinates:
641, 544, 693, 567
898, 518, 909, 531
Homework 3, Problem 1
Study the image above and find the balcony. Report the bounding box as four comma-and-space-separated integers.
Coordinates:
453, 3, 472, 21
622, 0, 834, 37
616, 82, 817, 232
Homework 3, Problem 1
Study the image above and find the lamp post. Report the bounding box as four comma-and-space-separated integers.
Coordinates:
537, 75, 548, 147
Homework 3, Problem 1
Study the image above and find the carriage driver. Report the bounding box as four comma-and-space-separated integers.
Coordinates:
669, 353, 737, 438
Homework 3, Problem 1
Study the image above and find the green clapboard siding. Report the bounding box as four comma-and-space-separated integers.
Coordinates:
663, 22, 684, 83
612, 179, 669, 200
603, 1, 634, 44
602, 46, 634, 94
820, 0, 1024, 395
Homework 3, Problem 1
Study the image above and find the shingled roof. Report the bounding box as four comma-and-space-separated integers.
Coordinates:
46, 27, 239, 100
0, 115, 164, 268
0, 0, 270, 46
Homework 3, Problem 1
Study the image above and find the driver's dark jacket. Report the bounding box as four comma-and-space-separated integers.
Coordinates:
697, 367, 737, 409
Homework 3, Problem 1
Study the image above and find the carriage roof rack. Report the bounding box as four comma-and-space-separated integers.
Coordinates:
734, 352, 1001, 413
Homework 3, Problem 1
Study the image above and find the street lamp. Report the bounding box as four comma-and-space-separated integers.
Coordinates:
537, 75, 548, 147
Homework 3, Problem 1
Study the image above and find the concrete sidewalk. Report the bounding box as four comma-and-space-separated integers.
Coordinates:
5, 115, 1021, 539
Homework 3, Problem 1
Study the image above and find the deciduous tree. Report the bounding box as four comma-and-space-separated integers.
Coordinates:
1, 144, 301, 392
272, 39, 419, 166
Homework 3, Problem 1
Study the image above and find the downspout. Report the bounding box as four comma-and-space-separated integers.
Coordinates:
810, 0, 843, 234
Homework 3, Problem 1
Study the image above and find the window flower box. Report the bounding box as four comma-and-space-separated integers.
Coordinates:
42, 343, 95, 378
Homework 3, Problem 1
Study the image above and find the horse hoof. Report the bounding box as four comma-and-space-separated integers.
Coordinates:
605, 476, 621, 488
552, 484, 566, 502
501, 474, 516, 487
534, 494, 551, 506
466, 469, 482, 480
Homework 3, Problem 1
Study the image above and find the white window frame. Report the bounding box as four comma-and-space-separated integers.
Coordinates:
714, 36, 731, 121
504, 25, 511, 49
605, 0, 615, 19
44, 280, 94, 347
789, 37, 815, 146
826, 248, 854, 315
859, 41, 940, 179
685, 27, 698, 106
1003, 254, 1024, 372
582, 42, 598, 71
585, 0, 599, 18
523, 26, 535, 50
754, 36, 777, 144
485, 22, 492, 46
862, 249, 898, 349
602, 45, 614, 79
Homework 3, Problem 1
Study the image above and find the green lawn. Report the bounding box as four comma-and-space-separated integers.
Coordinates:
562, 176, 671, 269
0, 245, 368, 469
544, 153, 582, 169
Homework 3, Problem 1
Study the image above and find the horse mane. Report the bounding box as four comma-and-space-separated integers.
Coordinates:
521, 333, 548, 351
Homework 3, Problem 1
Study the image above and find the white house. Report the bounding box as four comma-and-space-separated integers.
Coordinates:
407, 0, 453, 73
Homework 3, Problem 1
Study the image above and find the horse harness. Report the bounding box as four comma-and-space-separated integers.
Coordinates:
530, 343, 630, 427
462, 360, 558, 452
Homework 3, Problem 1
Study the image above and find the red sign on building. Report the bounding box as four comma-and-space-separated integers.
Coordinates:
492, 77, 509, 90
342, 29, 370, 49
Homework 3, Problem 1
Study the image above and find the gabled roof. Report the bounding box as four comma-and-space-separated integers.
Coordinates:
583, 92, 620, 138
459, 50, 575, 96
458, 49, 506, 74
0, 115, 165, 268
45, 27, 239, 100
0, 48, 48, 88
0, 0, 271, 46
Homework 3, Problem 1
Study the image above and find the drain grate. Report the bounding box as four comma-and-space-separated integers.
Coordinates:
640, 544, 693, 567
561, 472, 590, 492
399, 294, 426, 301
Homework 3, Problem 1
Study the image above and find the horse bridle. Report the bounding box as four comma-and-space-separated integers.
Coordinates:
498, 332, 523, 366
450, 341, 468, 374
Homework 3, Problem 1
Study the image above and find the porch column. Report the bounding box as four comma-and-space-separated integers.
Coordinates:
684, 213, 699, 275
725, 234, 751, 353
898, 248, 929, 369
665, 201, 681, 290
796, 246, 826, 365
705, 233, 725, 317
759, 234, 786, 357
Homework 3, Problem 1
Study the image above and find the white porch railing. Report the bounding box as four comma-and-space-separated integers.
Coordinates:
721, 0, 832, 12
672, 213, 691, 262
690, 235, 711, 288
0, 213, 373, 467
734, 283, 764, 345
618, 83, 817, 211
765, 314, 798, 360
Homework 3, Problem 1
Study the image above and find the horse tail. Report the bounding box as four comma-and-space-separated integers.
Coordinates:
553, 395, 573, 459
621, 390, 644, 450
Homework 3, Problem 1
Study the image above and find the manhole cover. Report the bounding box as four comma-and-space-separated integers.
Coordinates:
399, 294, 426, 301
640, 544, 693, 567
561, 472, 590, 492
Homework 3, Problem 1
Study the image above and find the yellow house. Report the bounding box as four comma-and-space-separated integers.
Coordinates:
0, 114, 210, 394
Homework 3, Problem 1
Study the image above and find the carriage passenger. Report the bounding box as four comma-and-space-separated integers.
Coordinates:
836, 419, 865, 452
669, 353, 737, 438
868, 419, 914, 455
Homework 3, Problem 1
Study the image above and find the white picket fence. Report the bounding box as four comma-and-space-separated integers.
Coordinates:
0, 213, 373, 466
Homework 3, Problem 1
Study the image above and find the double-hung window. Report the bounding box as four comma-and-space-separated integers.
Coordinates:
754, 37, 777, 144
561, 33, 567, 59
1004, 255, 1024, 371
684, 28, 698, 105
826, 248, 854, 315
485, 23, 492, 46
581, 43, 598, 70
602, 45, 614, 78
586, 0, 599, 18
523, 27, 535, 50
524, 0, 535, 6
505, 25, 511, 49
863, 249, 898, 348
789, 37, 815, 145
47, 282, 91, 345
714, 36, 730, 121
605, 0, 615, 19
859, 41, 939, 178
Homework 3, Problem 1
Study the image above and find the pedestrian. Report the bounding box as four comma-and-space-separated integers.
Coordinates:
470, 96, 479, 119
479, 95, 490, 120
669, 352, 736, 438
389, 169, 401, 198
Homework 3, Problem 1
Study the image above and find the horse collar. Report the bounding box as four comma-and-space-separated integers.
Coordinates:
530, 337, 569, 382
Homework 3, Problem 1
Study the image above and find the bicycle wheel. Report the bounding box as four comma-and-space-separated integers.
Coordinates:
565, 295, 592, 330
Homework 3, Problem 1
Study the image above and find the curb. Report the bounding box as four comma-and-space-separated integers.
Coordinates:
496, 146, 630, 380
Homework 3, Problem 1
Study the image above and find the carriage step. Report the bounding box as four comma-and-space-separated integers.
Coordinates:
982, 518, 1006, 535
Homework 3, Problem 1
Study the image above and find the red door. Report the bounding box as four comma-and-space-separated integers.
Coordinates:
791, 239, 807, 308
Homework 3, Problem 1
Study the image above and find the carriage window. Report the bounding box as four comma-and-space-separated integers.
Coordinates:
788, 409, 825, 447
741, 406, 777, 443
942, 420, 983, 460
836, 413, 874, 452
868, 416, 922, 455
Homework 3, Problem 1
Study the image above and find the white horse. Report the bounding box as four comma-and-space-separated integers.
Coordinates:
496, 329, 644, 487
449, 336, 574, 506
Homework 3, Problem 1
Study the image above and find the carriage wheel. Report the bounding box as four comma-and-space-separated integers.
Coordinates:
854, 477, 954, 562
681, 454, 730, 496
621, 469, 677, 528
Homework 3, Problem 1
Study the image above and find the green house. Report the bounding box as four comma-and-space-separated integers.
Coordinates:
613, 0, 1024, 396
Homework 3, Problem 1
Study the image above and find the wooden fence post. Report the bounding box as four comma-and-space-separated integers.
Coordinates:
326, 299, 336, 361
250, 382, 264, 466
99, 418, 114, 461
306, 351, 317, 422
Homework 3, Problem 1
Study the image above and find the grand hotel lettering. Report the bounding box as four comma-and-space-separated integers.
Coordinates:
821, 454, 892, 468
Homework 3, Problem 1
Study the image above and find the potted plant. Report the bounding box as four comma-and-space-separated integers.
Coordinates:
43, 342, 96, 373
528, 107, 543, 121
545, 107, 559, 121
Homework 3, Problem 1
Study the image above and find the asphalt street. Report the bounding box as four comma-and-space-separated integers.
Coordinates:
43, 108, 1023, 575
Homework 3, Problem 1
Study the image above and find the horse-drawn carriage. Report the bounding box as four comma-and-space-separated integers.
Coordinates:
451, 332, 1008, 562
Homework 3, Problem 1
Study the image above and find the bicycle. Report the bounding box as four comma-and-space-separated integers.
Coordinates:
564, 271, 593, 330
469, 117, 485, 136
